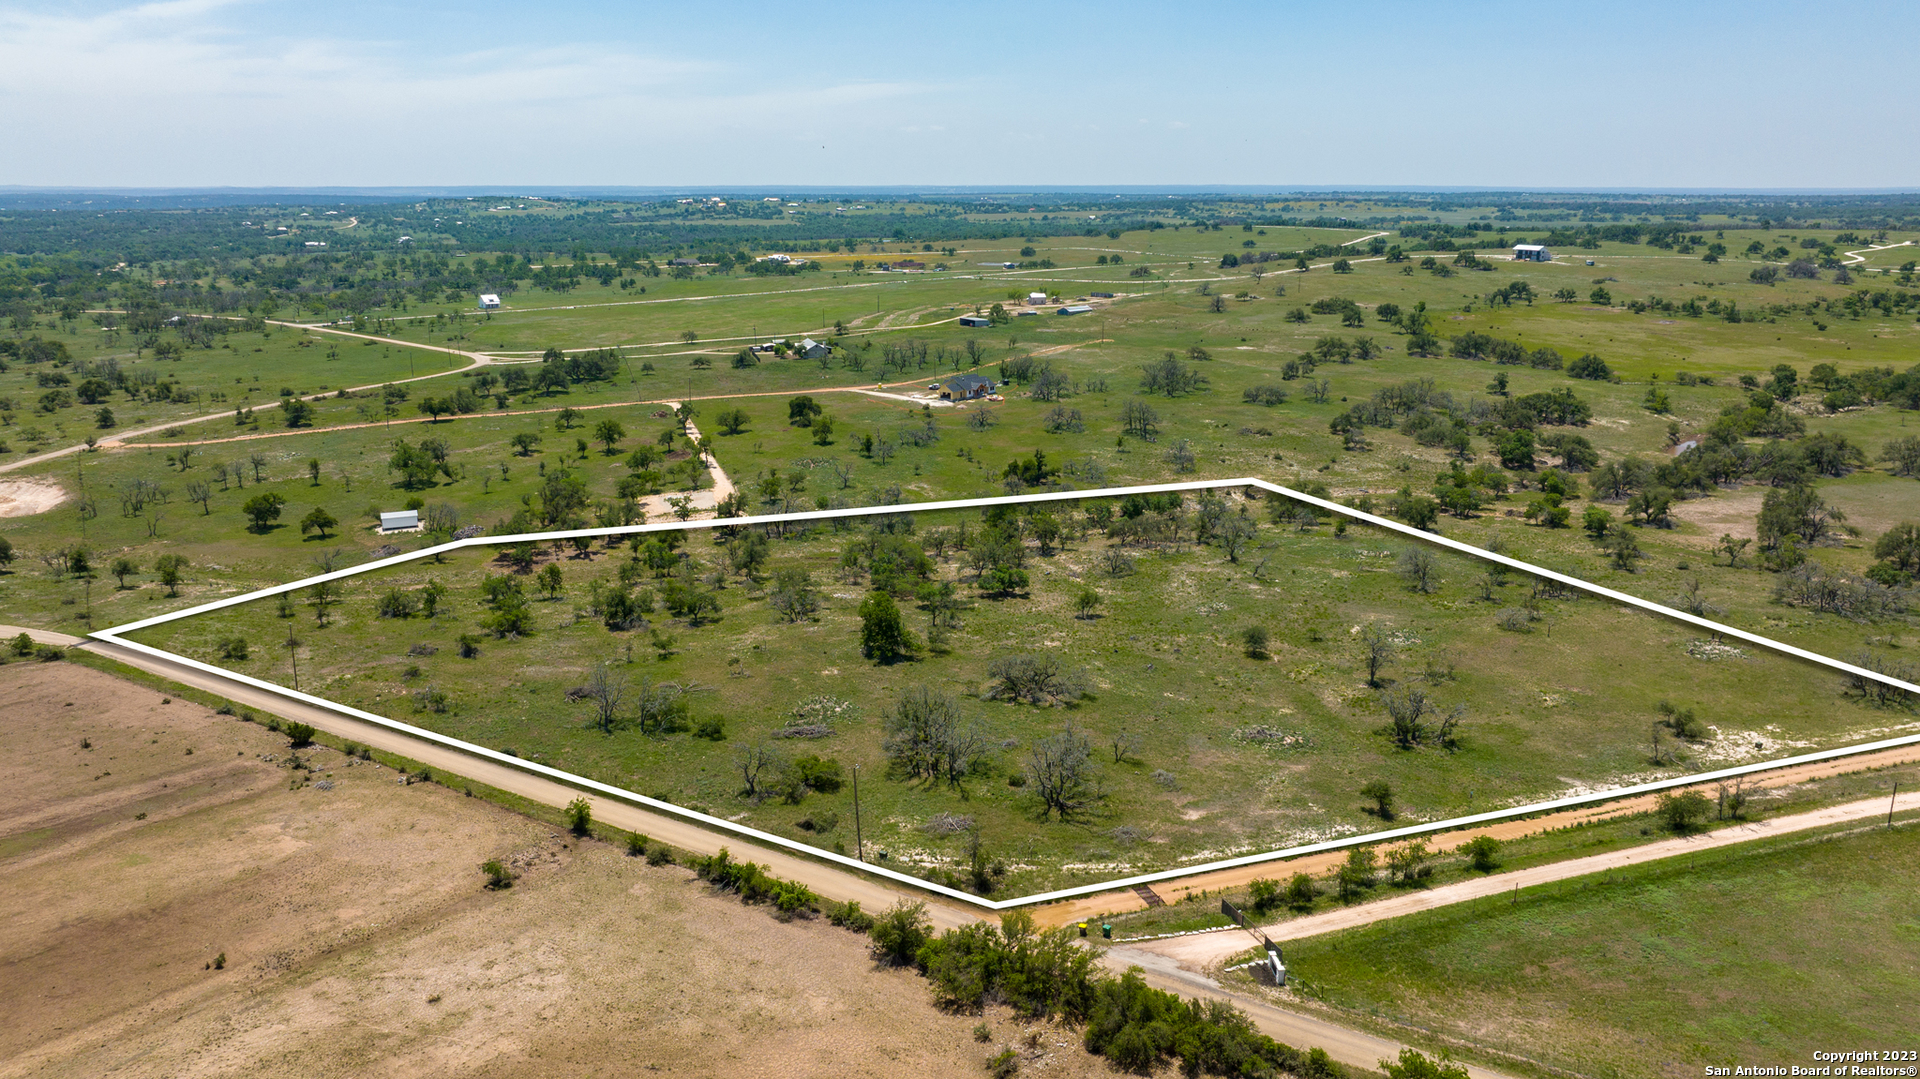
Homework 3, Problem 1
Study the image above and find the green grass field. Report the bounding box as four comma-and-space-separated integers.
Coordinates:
118, 487, 1909, 900
5, 222, 1916, 818
0, 322, 470, 451
1269, 820, 1920, 1078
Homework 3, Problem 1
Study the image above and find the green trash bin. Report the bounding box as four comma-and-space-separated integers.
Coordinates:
1101, 923, 1112, 940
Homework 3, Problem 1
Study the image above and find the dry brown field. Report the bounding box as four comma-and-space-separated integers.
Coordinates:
0, 661, 1105, 1079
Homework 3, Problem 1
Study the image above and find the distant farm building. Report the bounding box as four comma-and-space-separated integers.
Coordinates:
379, 510, 420, 533
1057, 305, 1093, 316
1027, 292, 1049, 305
941, 374, 995, 400
667, 257, 699, 267
1090, 291, 1115, 298
957, 314, 991, 327
1511, 244, 1552, 262
478, 293, 501, 309
797, 338, 830, 360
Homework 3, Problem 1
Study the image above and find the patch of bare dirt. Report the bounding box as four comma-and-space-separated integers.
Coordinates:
0, 662, 1107, 1079
1667, 487, 1767, 545
0, 479, 65, 518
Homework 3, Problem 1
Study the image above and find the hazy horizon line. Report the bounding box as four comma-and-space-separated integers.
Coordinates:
6, 184, 1920, 199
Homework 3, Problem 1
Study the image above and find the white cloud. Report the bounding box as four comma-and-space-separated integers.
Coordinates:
0, 0, 944, 184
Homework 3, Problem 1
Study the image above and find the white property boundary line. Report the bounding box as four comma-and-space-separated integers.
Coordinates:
91, 479, 1920, 911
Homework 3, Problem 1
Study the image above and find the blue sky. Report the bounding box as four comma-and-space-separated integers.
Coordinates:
2, 0, 1915, 188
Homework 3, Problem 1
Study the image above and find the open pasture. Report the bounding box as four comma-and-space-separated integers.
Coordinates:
122, 489, 1903, 900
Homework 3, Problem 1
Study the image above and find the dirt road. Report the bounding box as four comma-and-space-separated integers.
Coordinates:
629, 407, 738, 521
1110, 948, 1510, 1079
1032, 738, 1920, 927
77, 639, 1515, 1075
0, 624, 86, 647
3, 319, 490, 476
1130, 787, 1920, 971
81, 638, 981, 932
101, 364, 1028, 452
0, 660, 1113, 1079
1841, 239, 1914, 265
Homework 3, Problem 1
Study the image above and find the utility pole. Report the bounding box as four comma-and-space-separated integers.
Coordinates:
1892, 781, 1900, 829
852, 763, 864, 862
287, 621, 299, 690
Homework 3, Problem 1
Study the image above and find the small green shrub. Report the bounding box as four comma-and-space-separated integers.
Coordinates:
987, 1048, 1019, 1078
626, 831, 648, 856
1657, 789, 1712, 833
284, 722, 316, 747
692, 847, 818, 914
482, 859, 516, 889
565, 796, 593, 836
869, 899, 932, 967
825, 900, 876, 933
645, 842, 674, 866
1462, 834, 1501, 872
1360, 779, 1395, 820
1382, 1048, 1470, 1079
1241, 625, 1270, 658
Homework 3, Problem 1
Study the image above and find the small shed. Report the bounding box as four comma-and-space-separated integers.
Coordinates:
941, 374, 995, 400
1511, 244, 1552, 262
1057, 305, 1093, 316
1027, 292, 1049, 305
798, 338, 830, 360
478, 293, 501, 309
957, 314, 991, 328
379, 510, 420, 533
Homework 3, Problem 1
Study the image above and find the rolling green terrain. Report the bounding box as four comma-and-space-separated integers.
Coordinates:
4, 199, 1916, 861
122, 488, 1902, 899
1273, 819, 1920, 1078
